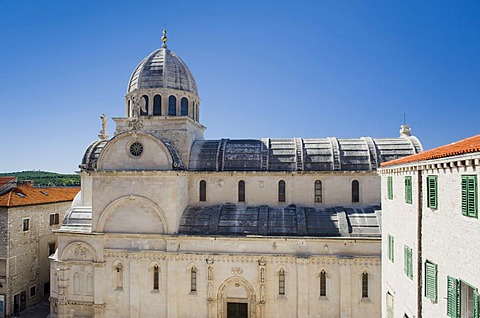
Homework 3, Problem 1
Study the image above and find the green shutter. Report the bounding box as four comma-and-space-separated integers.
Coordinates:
447, 276, 459, 318
388, 235, 394, 262
462, 175, 478, 218
405, 176, 412, 204
425, 262, 437, 301
387, 176, 393, 200
404, 246, 413, 279
474, 289, 479, 318
427, 176, 438, 209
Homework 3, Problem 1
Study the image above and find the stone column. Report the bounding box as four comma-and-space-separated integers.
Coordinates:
166, 257, 178, 317
339, 257, 353, 318
56, 262, 70, 318
296, 257, 309, 317
93, 263, 105, 318
129, 256, 140, 318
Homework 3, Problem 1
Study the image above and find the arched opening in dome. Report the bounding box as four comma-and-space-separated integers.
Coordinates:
181, 97, 188, 116
141, 95, 149, 116
168, 96, 177, 116
127, 99, 131, 117
352, 180, 360, 203
153, 95, 162, 115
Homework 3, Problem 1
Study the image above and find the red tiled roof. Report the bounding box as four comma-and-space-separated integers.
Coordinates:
0, 186, 80, 207
0, 177, 16, 187
381, 134, 480, 167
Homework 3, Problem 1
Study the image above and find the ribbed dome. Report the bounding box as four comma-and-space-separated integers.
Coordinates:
127, 47, 198, 95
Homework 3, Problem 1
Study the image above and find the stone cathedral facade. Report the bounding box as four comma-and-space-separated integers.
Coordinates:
50, 31, 422, 318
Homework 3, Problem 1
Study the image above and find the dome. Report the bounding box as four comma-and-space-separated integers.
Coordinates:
127, 46, 198, 95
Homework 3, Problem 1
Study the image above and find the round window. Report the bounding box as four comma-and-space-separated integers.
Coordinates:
129, 142, 144, 157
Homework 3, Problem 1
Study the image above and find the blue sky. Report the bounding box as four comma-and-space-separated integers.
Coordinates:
1, 1, 479, 173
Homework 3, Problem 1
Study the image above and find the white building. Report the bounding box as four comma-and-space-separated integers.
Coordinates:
50, 31, 422, 318
380, 134, 480, 318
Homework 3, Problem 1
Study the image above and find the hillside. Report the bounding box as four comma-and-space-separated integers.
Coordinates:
0, 171, 80, 187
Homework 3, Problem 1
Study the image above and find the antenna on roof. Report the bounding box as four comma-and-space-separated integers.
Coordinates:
400, 113, 412, 137
404, 113, 407, 125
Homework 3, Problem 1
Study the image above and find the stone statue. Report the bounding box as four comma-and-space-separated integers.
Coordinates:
98, 113, 108, 140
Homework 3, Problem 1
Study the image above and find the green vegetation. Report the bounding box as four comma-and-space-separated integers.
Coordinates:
0, 171, 80, 187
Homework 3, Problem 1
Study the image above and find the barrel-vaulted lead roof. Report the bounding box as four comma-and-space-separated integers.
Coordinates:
189, 136, 422, 172
127, 47, 198, 95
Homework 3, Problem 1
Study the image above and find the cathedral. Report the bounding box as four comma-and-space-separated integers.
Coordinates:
50, 31, 422, 318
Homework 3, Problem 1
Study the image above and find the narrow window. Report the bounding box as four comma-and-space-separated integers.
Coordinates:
48, 242, 56, 256
153, 265, 159, 290
114, 263, 124, 291
73, 272, 80, 294
190, 267, 197, 292
387, 176, 393, 200
127, 99, 131, 117
314, 180, 322, 203
50, 213, 59, 225
386, 292, 394, 318
447, 276, 459, 318
153, 95, 162, 115
425, 261, 438, 302
238, 180, 245, 202
320, 270, 327, 297
181, 97, 188, 116
279, 269, 285, 295
199, 180, 206, 202
86, 273, 93, 295
352, 180, 360, 203
404, 245, 413, 279
388, 234, 394, 263
427, 175, 438, 209
141, 95, 149, 115
362, 272, 369, 298
30, 286, 36, 298
22, 218, 30, 232
168, 95, 177, 116
278, 180, 286, 203
461, 175, 477, 218
405, 176, 412, 204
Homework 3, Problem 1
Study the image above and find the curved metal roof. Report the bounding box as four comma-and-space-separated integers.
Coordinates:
189, 136, 422, 172
179, 204, 381, 237
127, 47, 198, 95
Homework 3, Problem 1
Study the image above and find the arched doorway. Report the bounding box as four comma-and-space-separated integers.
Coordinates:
217, 277, 257, 318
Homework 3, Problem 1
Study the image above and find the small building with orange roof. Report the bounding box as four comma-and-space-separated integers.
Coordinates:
0, 177, 79, 316
379, 134, 480, 318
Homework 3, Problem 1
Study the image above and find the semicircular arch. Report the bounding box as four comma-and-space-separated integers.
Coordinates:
61, 241, 97, 262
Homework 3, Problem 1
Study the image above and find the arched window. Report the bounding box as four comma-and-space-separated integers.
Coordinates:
279, 269, 285, 295
153, 265, 159, 290
320, 270, 327, 297
168, 95, 177, 116
190, 267, 197, 292
114, 263, 124, 291
127, 99, 131, 117
199, 180, 206, 202
141, 95, 149, 116
86, 273, 94, 295
153, 95, 162, 115
238, 180, 245, 202
352, 180, 360, 203
73, 272, 80, 294
181, 97, 188, 116
278, 180, 286, 202
362, 272, 368, 298
314, 180, 322, 203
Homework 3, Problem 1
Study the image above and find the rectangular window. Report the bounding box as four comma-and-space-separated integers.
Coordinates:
427, 175, 438, 209
425, 261, 438, 302
30, 286, 36, 298
462, 175, 478, 218
190, 268, 197, 292
404, 245, 413, 279
388, 234, 394, 263
48, 242, 56, 257
50, 213, 60, 225
405, 176, 412, 204
386, 292, 394, 318
387, 176, 393, 200
22, 218, 30, 232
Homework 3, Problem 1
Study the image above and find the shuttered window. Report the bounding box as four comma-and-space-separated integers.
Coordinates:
387, 176, 393, 200
425, 261, 437, 302
447, 276, 459, 318
388, 235, 394, 263
404, 245, 413, 279
427, 175, 438, 209
405, 176, 412, 204
462, 175, 478, 218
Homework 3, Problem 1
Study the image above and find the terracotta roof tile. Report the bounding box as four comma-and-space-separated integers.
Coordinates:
381, 134, 480, 167
0, 177, 16, 187
0, 186, 80, 207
